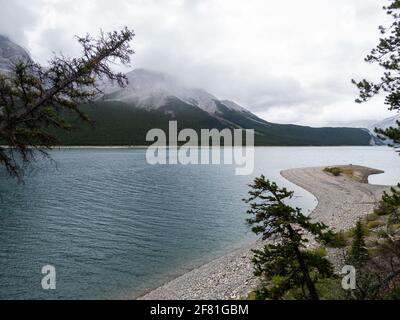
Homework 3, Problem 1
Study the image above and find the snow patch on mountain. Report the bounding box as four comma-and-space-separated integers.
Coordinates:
369, 114, 400, 132
368, 114, 400, 145
220, 100, 249, 113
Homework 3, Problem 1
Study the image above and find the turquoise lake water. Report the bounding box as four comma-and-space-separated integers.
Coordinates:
0, 146, 399, 299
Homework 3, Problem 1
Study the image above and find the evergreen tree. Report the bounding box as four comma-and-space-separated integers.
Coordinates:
244, 176, 335, 300
375, 185, 400, 225
347, 220, 369, 268
0, 28, 135, 179
345, 220, 386, 300
352, 0, 400, 143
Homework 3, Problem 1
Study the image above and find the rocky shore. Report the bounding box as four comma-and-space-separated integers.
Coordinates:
138, 165, 390, 300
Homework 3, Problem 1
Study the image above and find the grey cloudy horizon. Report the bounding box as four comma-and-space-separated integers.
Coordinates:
0, 0, 396, 127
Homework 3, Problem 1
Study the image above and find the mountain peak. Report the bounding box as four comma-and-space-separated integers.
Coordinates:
102, 68, 248, 114
369, 114, 400, 131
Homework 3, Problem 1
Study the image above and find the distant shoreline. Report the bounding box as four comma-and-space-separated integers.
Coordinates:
0, 145, 386, 149
54, 145, 383, 148
138, 165, 390, 300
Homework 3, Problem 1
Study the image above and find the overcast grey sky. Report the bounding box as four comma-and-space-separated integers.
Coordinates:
0, 0, 396, 127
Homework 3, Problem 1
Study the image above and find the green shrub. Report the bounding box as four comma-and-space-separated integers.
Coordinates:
344, 229, 354, 239
366, 221, 385, 230
385, 286, 400, 300
375, 207, 390, 216
246, 292, 259, 300
309, 247, 327, 257
377, 230, 389, 239
323, 167, 342, 176
367, 247, 380, 257
366, 213, 380, 222
315, 278, 347, 300
391, 224, 400, 230
346, 223, 369, 238
326, 231, 348, 248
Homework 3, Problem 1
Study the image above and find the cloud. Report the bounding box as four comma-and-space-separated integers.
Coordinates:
0, 0, 395, 126
0, 0, 40, 46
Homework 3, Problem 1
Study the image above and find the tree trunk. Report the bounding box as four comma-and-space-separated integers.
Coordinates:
288, 225, 319, 300
294, 245, 319, 300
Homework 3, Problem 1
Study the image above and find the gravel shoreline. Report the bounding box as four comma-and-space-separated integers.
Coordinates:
138, 165, 390, 300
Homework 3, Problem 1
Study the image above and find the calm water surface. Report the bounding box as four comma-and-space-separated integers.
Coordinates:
0, 146, 399, 299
